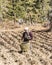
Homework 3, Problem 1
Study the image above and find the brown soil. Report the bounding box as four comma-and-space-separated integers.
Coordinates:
0, 21, 52, 65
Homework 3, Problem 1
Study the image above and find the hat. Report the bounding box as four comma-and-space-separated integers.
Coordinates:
24, 27, 29, 30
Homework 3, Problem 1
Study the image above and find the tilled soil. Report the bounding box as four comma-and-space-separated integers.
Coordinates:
0, 29, 52, 65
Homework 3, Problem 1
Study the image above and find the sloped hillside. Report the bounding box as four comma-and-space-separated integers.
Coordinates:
0, 29, 52, 65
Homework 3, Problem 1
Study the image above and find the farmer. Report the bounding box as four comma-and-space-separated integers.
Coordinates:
20, 27, 33, 52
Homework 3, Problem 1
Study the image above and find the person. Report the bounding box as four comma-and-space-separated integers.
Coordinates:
20, 27, 33, 53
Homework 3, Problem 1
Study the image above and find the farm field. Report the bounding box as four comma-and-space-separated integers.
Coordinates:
0, 0, 52, 65
0, 25, 52, 65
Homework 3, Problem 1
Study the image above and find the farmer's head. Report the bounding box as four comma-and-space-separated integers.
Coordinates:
24, 27, 29, 32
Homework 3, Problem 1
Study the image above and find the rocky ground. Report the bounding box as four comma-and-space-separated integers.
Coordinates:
0, 21, 52, 65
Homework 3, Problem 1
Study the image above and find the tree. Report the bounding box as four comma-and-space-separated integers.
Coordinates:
0, 0, 8, 20
0, 0, 51, 23
6, 0, 26, 23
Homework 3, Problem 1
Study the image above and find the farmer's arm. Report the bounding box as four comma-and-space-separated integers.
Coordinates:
22, 32, 25, 39
29, 32, 33, 40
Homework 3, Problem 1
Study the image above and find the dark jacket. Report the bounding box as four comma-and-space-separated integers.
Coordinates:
22, 31, 33, 42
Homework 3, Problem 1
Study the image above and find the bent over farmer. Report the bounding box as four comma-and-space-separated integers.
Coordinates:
20, 27, 33, 52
